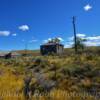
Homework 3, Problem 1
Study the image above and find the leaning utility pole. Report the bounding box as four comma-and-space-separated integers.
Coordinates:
72, 16, 78, 54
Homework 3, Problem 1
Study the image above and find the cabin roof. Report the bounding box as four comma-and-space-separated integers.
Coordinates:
0, 51, 21, 56
0, 52, 10, 56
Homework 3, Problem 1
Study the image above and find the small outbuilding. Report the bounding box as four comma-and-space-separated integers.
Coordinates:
0, 52, 12, 59
40, 43, 64, 55
0, 51, 21, 59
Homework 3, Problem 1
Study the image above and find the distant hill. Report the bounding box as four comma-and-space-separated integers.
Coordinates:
14, 50, 41, 56
13, 46, 100, 56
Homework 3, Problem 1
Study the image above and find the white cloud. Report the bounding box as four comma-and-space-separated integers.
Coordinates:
43, 37, 64, 43
43, 40, 47, 43
0, 31, 10, 36
43, 38, 53, 43
65, 42, 73, 48
48, 38, 52, 41
77, 33, 86, 38
68, 33, 86, 41
69, 34, 100, 41
19, 25, 29, 31
85, 41, 100, 46
67, 34, 100, 47
86, 36, 100, 40
84, 4, 92, 11
58, 37, 64, 42
12, 33, 17, 36
29, 39, 38, 43
68, 36, 74, 41
84, 36, 100, 46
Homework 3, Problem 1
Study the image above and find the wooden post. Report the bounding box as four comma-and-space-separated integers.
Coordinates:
72, 16, 78, 54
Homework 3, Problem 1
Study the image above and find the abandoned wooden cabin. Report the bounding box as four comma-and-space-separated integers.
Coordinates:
0, 52, 12, 59
0, 52, 21, 59
40, 43, 64, 55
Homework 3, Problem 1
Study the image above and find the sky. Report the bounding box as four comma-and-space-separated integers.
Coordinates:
0, 0, 100, 50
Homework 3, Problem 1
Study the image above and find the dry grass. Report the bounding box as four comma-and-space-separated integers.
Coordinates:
0, 48, 100, 100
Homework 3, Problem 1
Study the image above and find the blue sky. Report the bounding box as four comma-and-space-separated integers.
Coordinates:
0, 0, 100, 50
